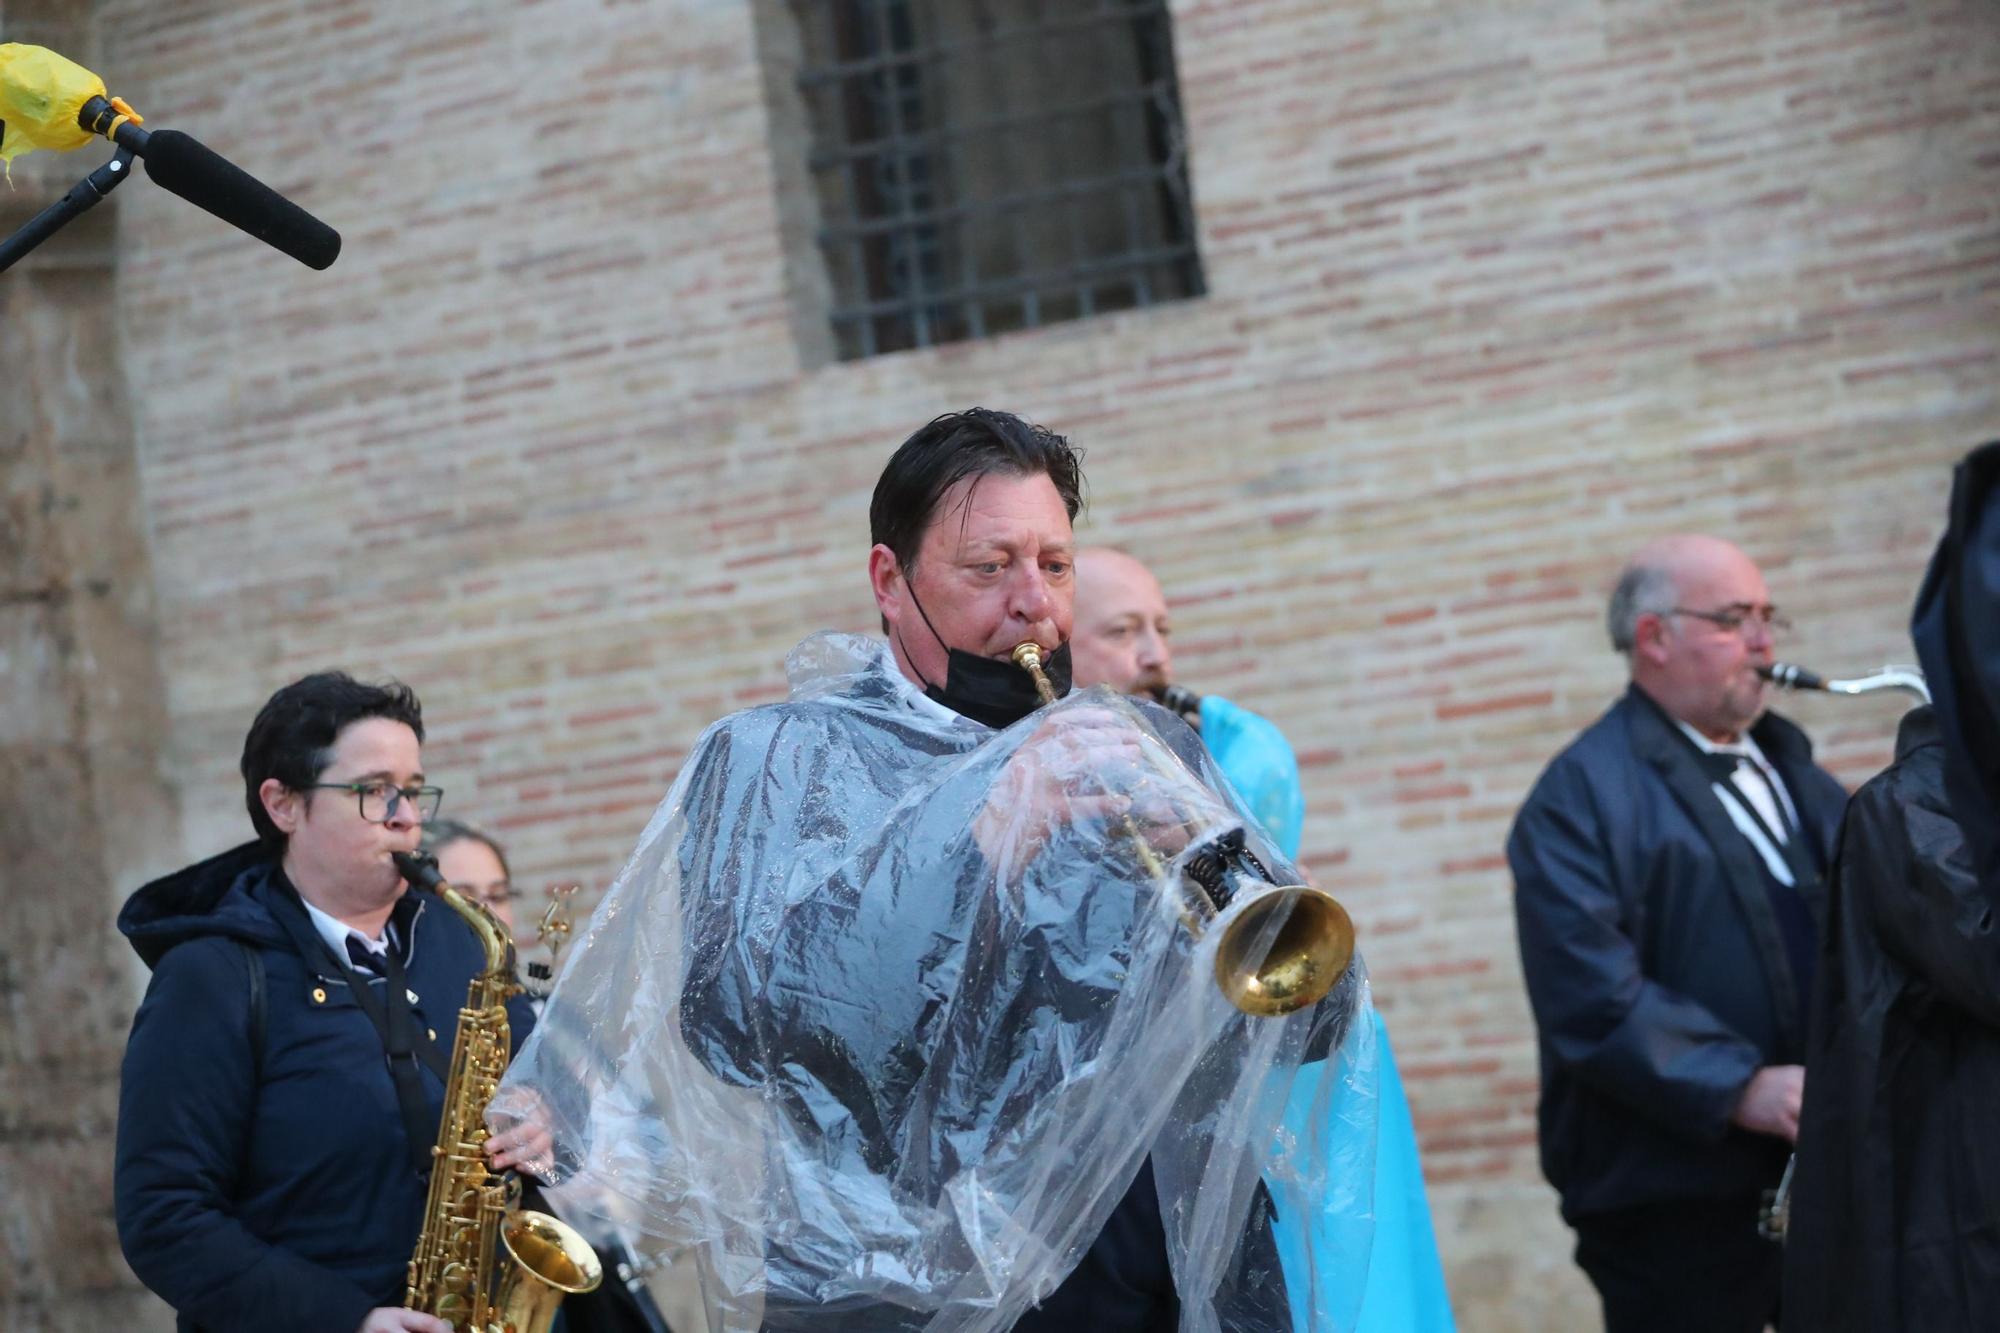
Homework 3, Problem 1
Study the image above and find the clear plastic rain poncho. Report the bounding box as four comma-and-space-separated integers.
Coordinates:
493, 633, 1379, 1332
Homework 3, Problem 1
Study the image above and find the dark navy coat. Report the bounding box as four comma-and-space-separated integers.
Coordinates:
114, 842, 534, 1333
1508, 686, 1847, 1220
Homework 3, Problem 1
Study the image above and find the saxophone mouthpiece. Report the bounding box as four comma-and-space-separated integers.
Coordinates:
1759, 662, 1826, 692
392, 849, 444, 890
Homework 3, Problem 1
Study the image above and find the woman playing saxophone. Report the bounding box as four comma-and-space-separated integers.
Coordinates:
113, 673, 553, 1333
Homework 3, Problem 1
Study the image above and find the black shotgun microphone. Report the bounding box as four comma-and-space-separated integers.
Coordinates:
79, 96, 340, 270
138, 130, 341, 269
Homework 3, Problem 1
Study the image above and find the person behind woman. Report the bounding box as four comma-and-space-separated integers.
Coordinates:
421, 818, 526, 945
421, 818, 678, 1333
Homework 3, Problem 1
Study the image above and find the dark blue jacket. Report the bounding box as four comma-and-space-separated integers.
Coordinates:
114, 842, 534, 1333
1508, 687, 1847, 1220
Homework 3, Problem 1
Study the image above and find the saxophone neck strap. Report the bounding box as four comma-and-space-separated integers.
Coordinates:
264, 873, 451, 1177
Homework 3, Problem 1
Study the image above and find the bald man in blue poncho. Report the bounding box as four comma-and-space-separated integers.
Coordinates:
1072, 548, 1457, 1333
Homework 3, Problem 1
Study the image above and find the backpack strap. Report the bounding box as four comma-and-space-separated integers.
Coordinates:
233, 938, 266, 1081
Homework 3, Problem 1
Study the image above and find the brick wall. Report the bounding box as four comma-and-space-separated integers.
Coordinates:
66, 0, 2000, 1327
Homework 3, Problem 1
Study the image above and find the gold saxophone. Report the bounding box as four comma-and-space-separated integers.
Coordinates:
392, 851, 601, 1332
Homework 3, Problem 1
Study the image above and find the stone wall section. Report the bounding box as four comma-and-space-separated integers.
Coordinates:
2, 5, 184, 1327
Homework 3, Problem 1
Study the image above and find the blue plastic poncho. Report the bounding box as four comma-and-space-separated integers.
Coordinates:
1200, 693, 1458, 1333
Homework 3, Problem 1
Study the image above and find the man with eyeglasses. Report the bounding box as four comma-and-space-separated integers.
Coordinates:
1509, 534, 1847, 1333
113, 671, 544, 1333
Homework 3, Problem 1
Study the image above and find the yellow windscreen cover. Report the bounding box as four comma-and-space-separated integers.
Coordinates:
0, 43, 109, 165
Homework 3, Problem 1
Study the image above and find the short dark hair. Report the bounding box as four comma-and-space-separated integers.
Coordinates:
420, 818, 511, 882
240, 672, 425, 850
869, 408, 1086, 573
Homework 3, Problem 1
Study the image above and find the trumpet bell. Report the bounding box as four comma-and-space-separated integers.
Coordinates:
1212, 885, 1355, 1017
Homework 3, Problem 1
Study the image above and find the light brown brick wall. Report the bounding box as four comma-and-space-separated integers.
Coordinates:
63, 0, 2000, 1327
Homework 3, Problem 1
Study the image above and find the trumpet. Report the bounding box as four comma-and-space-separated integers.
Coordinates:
1759, 661, 1930, 703
1010, 642, 1355, 1017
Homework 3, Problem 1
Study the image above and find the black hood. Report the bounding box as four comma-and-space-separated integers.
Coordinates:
1912, 439, 2000, 892
118, 840, 289, 969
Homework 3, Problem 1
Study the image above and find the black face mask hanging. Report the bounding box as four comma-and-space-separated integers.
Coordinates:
897, 581, 1072, 729
925, 640, 1074, 729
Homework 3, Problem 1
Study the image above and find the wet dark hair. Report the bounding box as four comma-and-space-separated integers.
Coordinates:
869, 408, 1086, 574
240, 671, 425, 851
420, 818, 511, 883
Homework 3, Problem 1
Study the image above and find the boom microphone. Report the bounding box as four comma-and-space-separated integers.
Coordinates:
0, 46, 341, 271
79, 97, 340, 270
134, 128, 341, 270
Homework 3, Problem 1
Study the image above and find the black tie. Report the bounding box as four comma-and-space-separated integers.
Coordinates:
1694, 748, 1745, 786
1691, 745, 1820, 1014
346, 936, 388, 977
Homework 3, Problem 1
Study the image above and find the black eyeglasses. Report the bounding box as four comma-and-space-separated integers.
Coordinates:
308, 780, 443, 824
1670, 604, 1792, 636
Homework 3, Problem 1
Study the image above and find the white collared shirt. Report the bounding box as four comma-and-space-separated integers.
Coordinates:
300, 894, 393, 964
1675, 719, 1801, 886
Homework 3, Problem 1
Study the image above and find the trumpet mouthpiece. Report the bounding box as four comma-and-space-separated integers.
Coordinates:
1011, 642, 1059, 706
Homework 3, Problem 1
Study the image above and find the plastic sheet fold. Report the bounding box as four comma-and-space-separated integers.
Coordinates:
494, 633, 1378, 1332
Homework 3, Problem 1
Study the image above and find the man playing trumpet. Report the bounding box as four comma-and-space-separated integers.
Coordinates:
495, 409, 1375, 1333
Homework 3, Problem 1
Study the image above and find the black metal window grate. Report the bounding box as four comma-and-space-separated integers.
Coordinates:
791, 0, 1206, 360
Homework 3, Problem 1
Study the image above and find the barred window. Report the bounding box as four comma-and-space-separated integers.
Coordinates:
789, 0, 1206, 360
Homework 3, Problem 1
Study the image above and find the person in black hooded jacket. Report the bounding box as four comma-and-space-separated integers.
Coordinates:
113, 672, 541, 1333
1783, 440, 2000, 1331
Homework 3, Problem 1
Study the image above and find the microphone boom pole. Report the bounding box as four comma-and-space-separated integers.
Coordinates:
0, 69, 341, 272
0, 144, 137, 273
